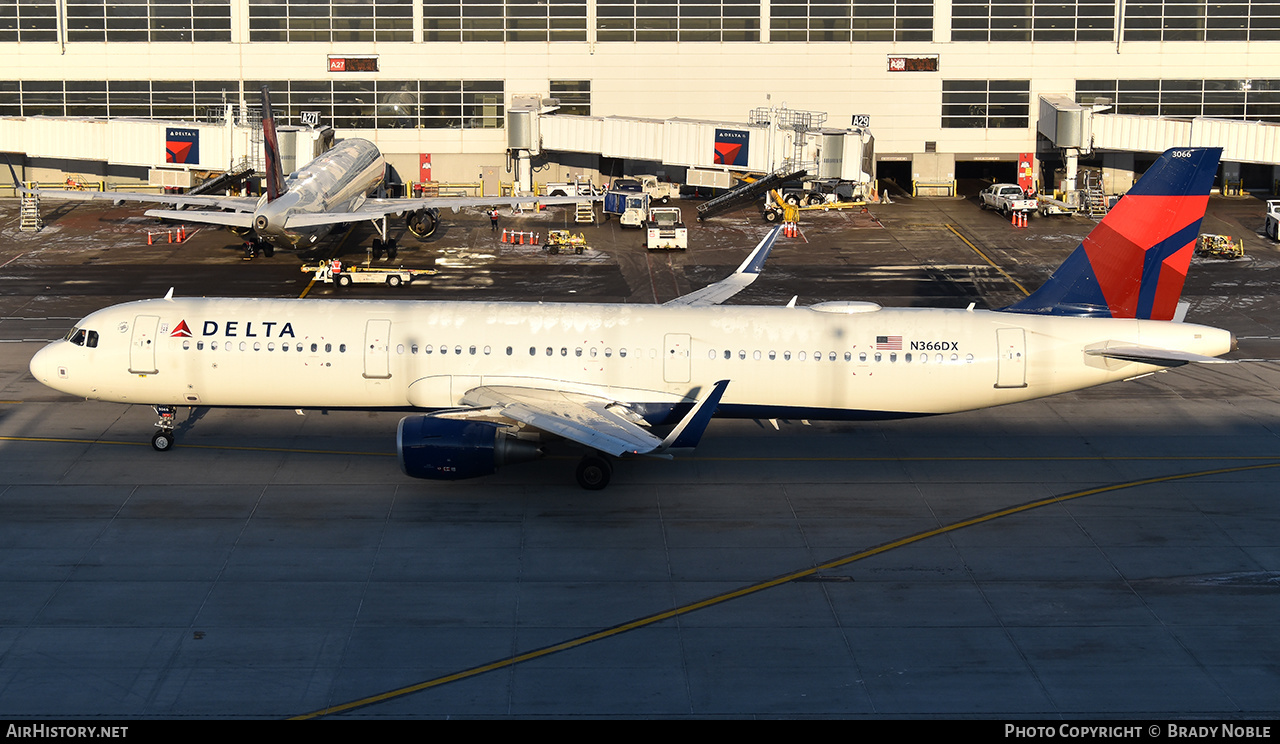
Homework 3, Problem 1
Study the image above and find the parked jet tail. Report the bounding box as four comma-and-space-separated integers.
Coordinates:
1002, 147, 1222, 321
260, 86, 286, 203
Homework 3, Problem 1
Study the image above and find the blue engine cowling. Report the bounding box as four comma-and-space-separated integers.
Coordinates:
397, 415, 540, 480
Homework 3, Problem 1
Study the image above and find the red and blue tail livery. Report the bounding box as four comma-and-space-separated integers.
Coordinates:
1004, 147, 1222, 320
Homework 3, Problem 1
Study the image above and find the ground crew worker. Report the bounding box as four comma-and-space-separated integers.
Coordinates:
490, 209, 499, 231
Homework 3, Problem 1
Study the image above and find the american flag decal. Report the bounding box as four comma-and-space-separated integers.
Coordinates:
875, 335, 902, 350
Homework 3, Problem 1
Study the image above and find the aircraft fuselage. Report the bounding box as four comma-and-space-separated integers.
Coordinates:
29, 297, 1233, 423
253, 138, 386, 248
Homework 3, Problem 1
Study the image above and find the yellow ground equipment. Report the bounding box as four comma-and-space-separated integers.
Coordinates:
1195, 234, 1244, 259
543, 230, 588, 255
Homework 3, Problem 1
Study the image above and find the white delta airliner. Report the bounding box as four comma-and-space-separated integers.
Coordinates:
15, 87, 590, 260
29, 147, 1233, 490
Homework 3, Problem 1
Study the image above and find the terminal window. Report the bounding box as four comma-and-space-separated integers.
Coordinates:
423, 0, 587, 42
1077, 79, 1280, 122
942, 80, 1030, 129
64, 0, 232, 42
248, 0, 411, 42
770, 0, 932, 42
597, 0, 761, 42
952, 1, 1114, 42
1123, 1, 1280, 41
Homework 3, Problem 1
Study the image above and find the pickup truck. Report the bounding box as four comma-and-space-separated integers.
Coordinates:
612, 174, 680, 204
979, 184, 1038, 215
544, 181, 603, 198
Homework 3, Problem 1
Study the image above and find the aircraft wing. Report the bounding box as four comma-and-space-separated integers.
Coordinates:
18, 184, 257, 212
144, 209, 257, 228
458, 380, 730, 456
1085, 345, 1236, 367
664, 226, 781, 307
270, 195, 601, 230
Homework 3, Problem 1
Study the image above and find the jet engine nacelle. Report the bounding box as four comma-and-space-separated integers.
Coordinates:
397, 415, 540, 480
406, 208, 440, 239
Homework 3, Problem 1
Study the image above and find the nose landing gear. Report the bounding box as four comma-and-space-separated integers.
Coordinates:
151, 405, 176, 451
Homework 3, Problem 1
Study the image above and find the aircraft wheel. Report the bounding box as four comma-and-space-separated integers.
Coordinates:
263, 244, 275, 258
387, 240, 398, 260
151, 430, 174, 452
575, 455, 612, 491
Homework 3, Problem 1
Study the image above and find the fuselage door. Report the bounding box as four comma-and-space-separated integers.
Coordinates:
128, 315, 160, 374
995, 327, 1027, 389
364, 319, 392, 379
663, 333, 691, 383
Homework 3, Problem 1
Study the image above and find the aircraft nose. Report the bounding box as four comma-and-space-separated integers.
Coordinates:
29, 343, 57, 384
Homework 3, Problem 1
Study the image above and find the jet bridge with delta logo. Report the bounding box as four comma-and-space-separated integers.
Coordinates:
507, 97, 874, 219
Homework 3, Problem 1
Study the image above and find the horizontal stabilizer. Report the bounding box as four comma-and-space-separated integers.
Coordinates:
1085, 345, 1236, 367
144, 209, 256, 228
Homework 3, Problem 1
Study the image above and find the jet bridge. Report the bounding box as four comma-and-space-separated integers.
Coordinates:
1039, 94, 1280, 197
509, 99, 874, 197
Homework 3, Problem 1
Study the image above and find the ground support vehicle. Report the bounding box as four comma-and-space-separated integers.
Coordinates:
612, 175, 679, 204
979, 184, 1038, 215
543, 179, 603, 198
303, 260, 437, 287
604, 191, 651, 228
1265, 200, 1280, 241
1195, 234, 1244, 259
644, 207, 688, 251
1036, 195, 1077, 216
543, 230, 588, 255
761, 189, 865, 223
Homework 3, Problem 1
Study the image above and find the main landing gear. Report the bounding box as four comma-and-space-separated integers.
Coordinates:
151, 405, 176, 451
242, 239, 274, 260
575, 454, 613, 490
371, 237, 398, 261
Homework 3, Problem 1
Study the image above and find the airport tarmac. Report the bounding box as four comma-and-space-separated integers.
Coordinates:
1, 190, 1279, 718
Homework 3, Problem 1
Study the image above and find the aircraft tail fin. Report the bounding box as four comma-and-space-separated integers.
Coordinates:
260, 86, 287, 203
1002, 147, 1222, 321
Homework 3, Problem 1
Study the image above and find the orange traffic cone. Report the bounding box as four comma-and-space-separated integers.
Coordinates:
500, 229, 508, 243
147, 232, 153, 246
167, 230, 173, 243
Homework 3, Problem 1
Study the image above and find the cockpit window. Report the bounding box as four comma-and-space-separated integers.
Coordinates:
66, 328, 86, 346
86, 331, 99, 348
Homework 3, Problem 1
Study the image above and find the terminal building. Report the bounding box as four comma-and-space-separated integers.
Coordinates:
2, 0, 1280, 194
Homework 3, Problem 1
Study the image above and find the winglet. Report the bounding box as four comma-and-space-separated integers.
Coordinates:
734, 225, 781, 275
5, 156, 31, 195
663, 226, 782, 307
658, 379, 730, 450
